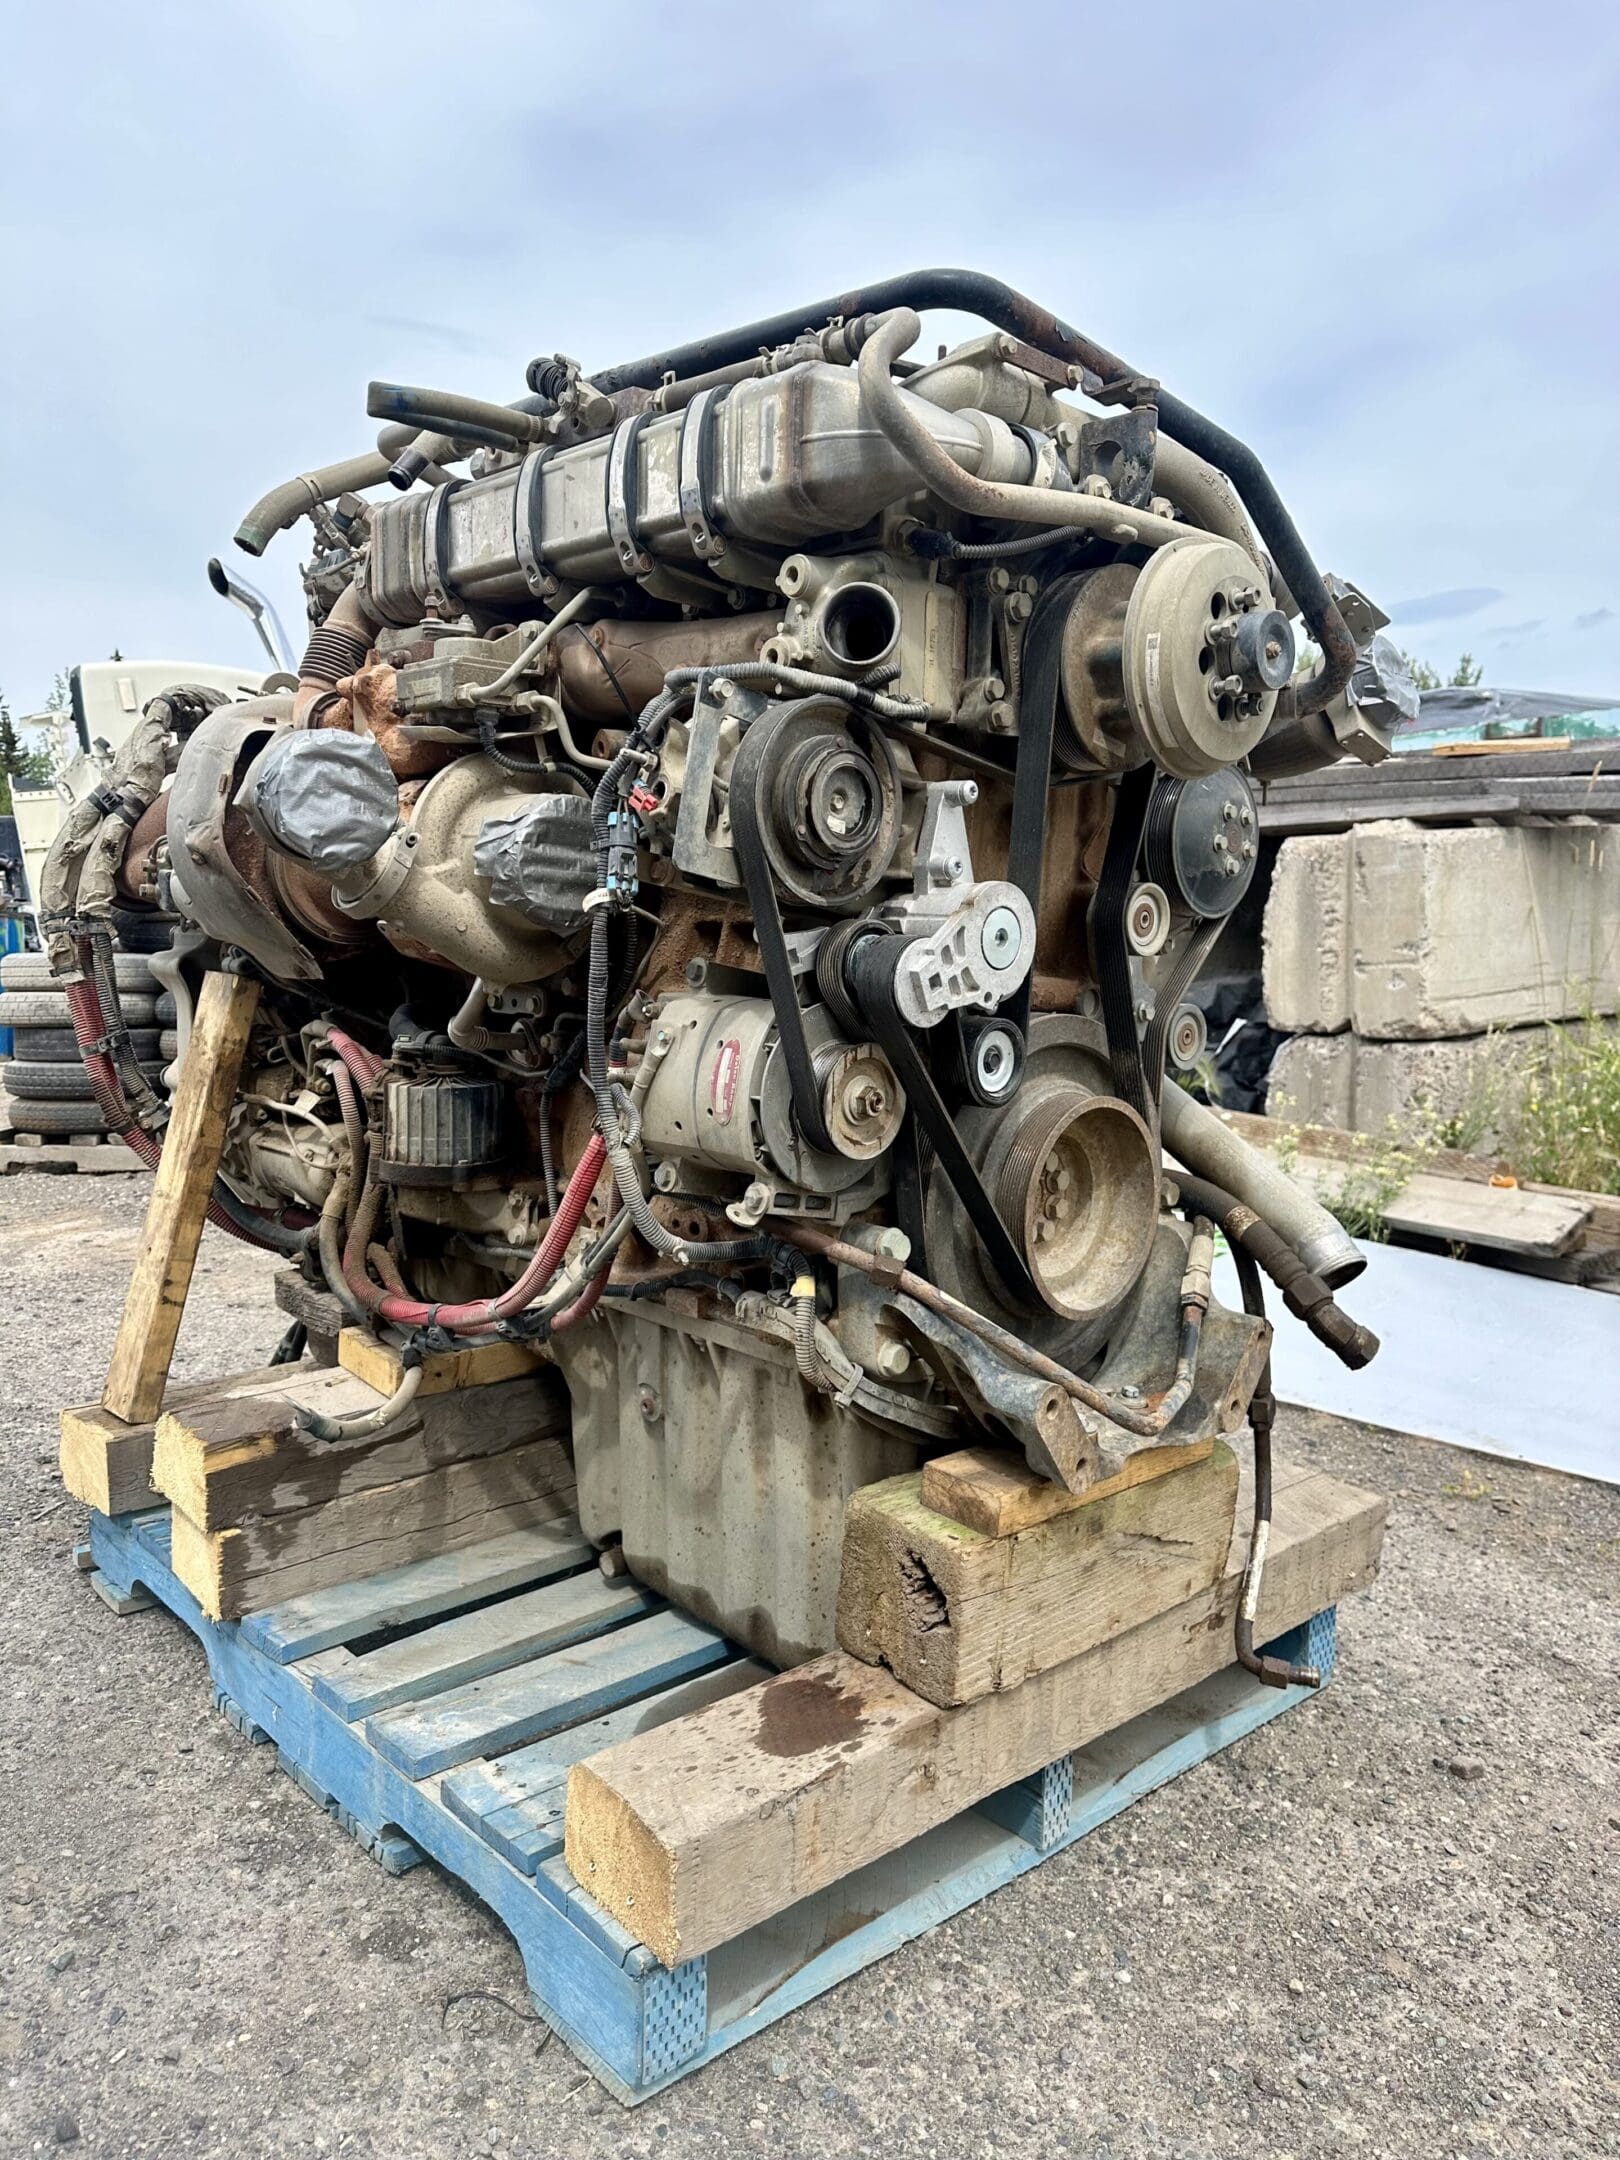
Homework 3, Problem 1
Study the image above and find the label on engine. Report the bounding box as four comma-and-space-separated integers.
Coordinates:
1144, 631, 1168, 727
710, 1038, 742, 1125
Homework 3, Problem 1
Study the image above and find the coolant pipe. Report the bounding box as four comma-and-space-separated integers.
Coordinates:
858, 310, 1186, 552
1158, 1078, 1365, 1288
235, 453, 396, 558
587, 267, 1354, 717
1169, 1170, 1379, 1372
366, 381, 550, 453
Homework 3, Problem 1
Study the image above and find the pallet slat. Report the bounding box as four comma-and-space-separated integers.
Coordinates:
306, 1572, 655, 1721
240, 1521, 595, 1663
443, 1660, 770, 1875
367, 1609, 735, 1780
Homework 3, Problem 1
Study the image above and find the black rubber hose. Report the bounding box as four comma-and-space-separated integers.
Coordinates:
1170, 1170, 1379, 1371
582, 268, 1353, 717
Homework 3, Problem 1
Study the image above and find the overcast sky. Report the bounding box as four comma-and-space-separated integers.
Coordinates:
3, 0, 1617, 718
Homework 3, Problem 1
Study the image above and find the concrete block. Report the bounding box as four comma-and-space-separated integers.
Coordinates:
1263, 819, 1620, 1040
1265, 1026, 1592, 1144
1261, 833, 1351, 1034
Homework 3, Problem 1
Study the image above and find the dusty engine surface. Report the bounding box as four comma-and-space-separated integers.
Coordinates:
52, 270, 1394, 1668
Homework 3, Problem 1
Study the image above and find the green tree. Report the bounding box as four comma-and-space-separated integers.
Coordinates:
0, 694, 55, 815
1401, 651, 1485, 692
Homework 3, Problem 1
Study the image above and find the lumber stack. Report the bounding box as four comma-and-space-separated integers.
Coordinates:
66, 1329, 574, 1621
565, 1453, 1384, 1967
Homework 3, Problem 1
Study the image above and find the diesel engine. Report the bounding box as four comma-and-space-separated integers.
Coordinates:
47, 270, 1395, 1670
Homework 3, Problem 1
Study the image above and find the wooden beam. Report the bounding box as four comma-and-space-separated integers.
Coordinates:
565, 1459, 1385, 1968
61, 1363, 313, 1516
152, 1367, 568, 1531
100, 971, 262, 1423
920, 1437, 1215, 1539
837, 1442, 1238, 1706
169, 1432, 577, 1620
338, 1326, 550, 1398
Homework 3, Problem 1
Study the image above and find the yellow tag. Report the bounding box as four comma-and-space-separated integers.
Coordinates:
790, 1274, 817, 1300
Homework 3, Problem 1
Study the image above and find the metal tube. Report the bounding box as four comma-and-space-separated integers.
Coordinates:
1158, 1077, 1366, 1288
235, 453, 394, 558
859, 311, 1186, 551
585, 267, 1354, 714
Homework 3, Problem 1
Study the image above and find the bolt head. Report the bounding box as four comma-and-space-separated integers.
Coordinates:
980, 905, 1023, 970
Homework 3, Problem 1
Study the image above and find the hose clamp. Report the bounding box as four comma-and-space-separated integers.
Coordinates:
512, 447, 555, 597
677, 386, 729, 561
605, 412, 654, 577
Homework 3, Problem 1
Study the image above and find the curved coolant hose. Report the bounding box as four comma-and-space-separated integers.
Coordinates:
341, 1132, 608, 1331
1158, 1077, 1365, 1288
1169, 1170, 1378, 1371
858, 311, 1187, 553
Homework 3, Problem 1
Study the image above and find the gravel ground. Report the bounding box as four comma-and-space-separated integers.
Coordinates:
0, 1170, 1615, 2160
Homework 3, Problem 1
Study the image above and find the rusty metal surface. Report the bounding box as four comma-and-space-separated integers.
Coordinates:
553, 612, 779, 721
555, 1299, 927, 1668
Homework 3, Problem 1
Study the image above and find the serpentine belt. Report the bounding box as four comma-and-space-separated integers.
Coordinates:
846, 931, 1038, 1309
1003, 570, 1088, 1041
1087, 762, 1156, 1124
727, 705, 839, 1156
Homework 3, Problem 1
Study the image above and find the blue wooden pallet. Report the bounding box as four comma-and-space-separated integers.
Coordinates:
82, 1504, 1335, 2104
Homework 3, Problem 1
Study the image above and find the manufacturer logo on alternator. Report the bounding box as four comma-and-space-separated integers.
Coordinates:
710, 1038, 742, 1124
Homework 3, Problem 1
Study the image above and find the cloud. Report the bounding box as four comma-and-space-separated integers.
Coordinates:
1489, 620, 1544, 642
1386, 588, 1504, 626
1574, 607, 1616, 632
364, 315, 493, 356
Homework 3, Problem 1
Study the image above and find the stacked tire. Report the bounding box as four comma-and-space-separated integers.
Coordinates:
0, 951, 175, 1140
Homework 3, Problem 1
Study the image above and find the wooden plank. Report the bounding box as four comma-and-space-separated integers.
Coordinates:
306, 1571, 655, 1721
1220, 1106, 1620, 1241
101, 972, 262, 1422
239, 1521, 594, 1663
168, 1434, 576, 1620
442, 1658, 769, 1875
837, 1442, 1239, 1706
151, 1367, 568, 1531
564, 1459, 1385, 1968
1431, 735, 1571, 755
920, 1436, 1214, 1539
60, 1364, 327, 1515
369, 1608, 733, 1781
338, 1326, 549, 1398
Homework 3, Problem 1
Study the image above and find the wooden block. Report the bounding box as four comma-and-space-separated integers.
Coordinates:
837, 1442, 1239, 1706
565, 1458, 1385, 1969
101, 971, 262, 1423
168, 1433, 577, 1620
920, 1437, 1215, 1539
338, 1326, 550, 1398
60, 1364, 307, 1515
152, 1366, 568, 1532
